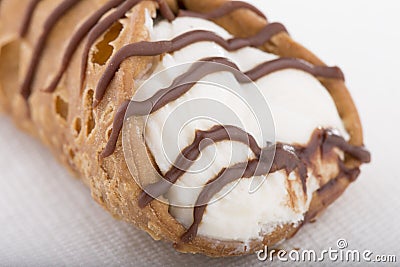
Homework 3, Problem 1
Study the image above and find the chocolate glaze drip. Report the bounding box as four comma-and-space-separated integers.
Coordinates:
20, 0, 41, 37
178, 1, 266, 20
20, 0, 81, 100
80, 0, 175, 89
101, 56, 345, 158
156, 0, 176, 22
272, 144, 308, 193
322, 131, 371, 163
181, 129, 371, 242
94, 22, 288, 106
138, 125, 262, 208
101, 99, 130, 158
44, 0, 126, 93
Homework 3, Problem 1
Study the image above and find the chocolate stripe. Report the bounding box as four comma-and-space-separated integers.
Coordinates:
20, 0, 42, 37
178, 1, 266, 20
112, 57, 245, 114
102, 56, 345, 158
180, 159, 259, 243
44, 0, 126, 93
20, 0, 81, 100
138, 125, 262, 208
156, 0, 176, 22
80, 0, 175, 89
246, 58, 345, 81
181, 129, 370, 242
323, 131, 371, 163
94, 22, 287, 106
101, 99, 130, 159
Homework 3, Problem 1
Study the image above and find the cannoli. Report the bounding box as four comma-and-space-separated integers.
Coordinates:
0, 0, 370, 256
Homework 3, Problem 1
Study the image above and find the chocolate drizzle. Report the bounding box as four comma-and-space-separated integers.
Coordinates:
321, 131, 370, 163
138, 125, 262, 208
20, 0, 42, 37
20, 0, 81, 100
178, 1, 266, 20
101, 99, 130, 158
101, 56, 345, 159
247, 58, 344, 81
94, 22, 288, 106
180, 129, 370, 242
156, 0, 176, 22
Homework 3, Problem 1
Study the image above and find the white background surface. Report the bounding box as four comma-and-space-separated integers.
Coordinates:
1, 0, 399, 266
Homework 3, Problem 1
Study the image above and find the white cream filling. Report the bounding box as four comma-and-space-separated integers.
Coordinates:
138, 15, 348, 241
